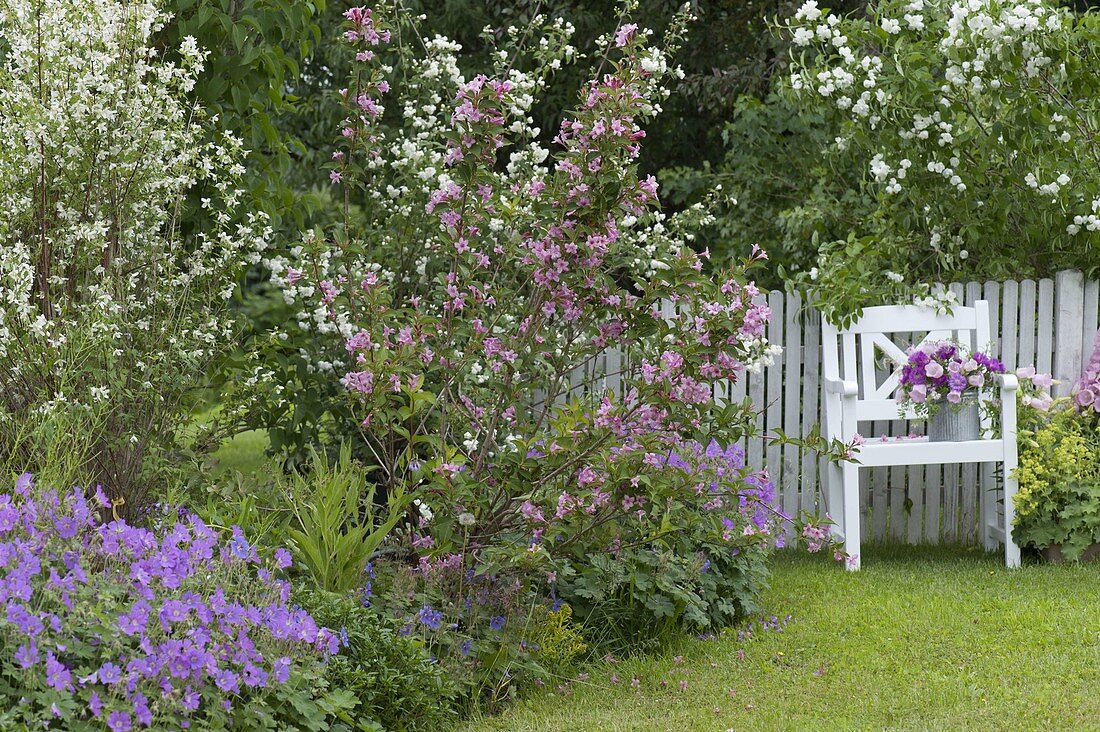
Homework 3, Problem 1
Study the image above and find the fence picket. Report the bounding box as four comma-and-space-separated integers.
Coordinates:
889, 418, 906, 541
765, 292, 785, 495
871, 417, 888, 541
907, 463, 923, 544
1084, 280, 1099, 369
782, 292, 803, 534
1001, 280, 1019, 370
1019, 280, 1037, 369
801, 309, 821, 515
1053, 271, 1085, 397
924, 463, 941, 542
1038, 278, 1056, 376
605, 346, 622, 397
747, 295, 767, 473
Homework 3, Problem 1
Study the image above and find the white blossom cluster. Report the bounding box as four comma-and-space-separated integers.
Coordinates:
0, 1, 268, 435
913, 288, 960, 311
786, 0, 1100, 255
744, 341, 785, 374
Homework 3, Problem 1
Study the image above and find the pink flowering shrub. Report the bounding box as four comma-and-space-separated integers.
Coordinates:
264, 4, 843, 689
1073, 329, 1100, 413
0, 473, 353, 730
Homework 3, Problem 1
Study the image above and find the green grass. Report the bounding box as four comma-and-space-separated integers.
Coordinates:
189, 403, 271, 479
465, 545, 1100, 731
209, 427, 269, 477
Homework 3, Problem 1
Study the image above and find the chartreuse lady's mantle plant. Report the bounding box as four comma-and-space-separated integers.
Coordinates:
1014, 408, 1100, 560
783, 0, 1100, 317
266, 3, 846, 693
0, 0, 270, 509
0, 473, 353, 730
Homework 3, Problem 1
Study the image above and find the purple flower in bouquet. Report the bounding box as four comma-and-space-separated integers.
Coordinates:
974, 352, 1006, 373
897, 340, 1054, 417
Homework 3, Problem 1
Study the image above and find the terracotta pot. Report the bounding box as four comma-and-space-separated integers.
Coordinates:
1041, 543, 1100, 564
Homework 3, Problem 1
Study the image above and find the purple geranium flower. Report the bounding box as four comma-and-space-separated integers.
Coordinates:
98, 661, 122, 684
417, 605, 444, 631
106, 710, 131, 732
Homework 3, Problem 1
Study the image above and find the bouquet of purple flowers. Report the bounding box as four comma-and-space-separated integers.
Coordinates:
895, 341, 1007, 417
896, 340, 1054, 418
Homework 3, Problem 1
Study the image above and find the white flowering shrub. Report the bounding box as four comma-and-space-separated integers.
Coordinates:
783, 0, 1100, 317
0, 0, 269, 505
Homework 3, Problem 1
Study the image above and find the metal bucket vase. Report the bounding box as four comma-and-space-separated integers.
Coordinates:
927, 396, 980, 442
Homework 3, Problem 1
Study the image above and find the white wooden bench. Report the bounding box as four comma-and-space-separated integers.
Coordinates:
822, 301, 1020, 570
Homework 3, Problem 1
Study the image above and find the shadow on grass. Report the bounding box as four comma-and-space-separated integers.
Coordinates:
771, 541, 1001, 571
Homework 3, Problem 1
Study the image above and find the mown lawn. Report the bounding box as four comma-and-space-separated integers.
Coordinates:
465, 546, 1100, 731
208, 427, 269, 477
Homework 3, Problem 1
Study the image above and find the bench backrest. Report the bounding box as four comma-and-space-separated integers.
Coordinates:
822, 302, 992, 424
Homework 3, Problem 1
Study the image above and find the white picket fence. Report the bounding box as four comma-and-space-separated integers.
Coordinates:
730, 269, 1099, 545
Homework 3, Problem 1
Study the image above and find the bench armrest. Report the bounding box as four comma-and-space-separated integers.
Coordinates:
994, 373, 1019, 391
824, 377, 859, 397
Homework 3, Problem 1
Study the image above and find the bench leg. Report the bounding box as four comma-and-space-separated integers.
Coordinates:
827, 462, 844, 542
842, 462, 861, 571
1004, 458, 1021, 569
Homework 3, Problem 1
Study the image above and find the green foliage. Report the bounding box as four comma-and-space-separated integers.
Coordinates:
231, 667, 372, 732
526, 605, 589, 671
198, 473, 287, 549
365, 560, 598, 713
161, 0, 330, 235
780, 0, 1100, 318
294, 589, 461, 731
661, 87, 873, 289
277, 445, 412, 593
559, 528, 768, 652
195, 442, 410, 594
238, 296, 370, 469
789, 233, 936, 328
1014, 409, 1100, 559
0, 403, 106, 495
